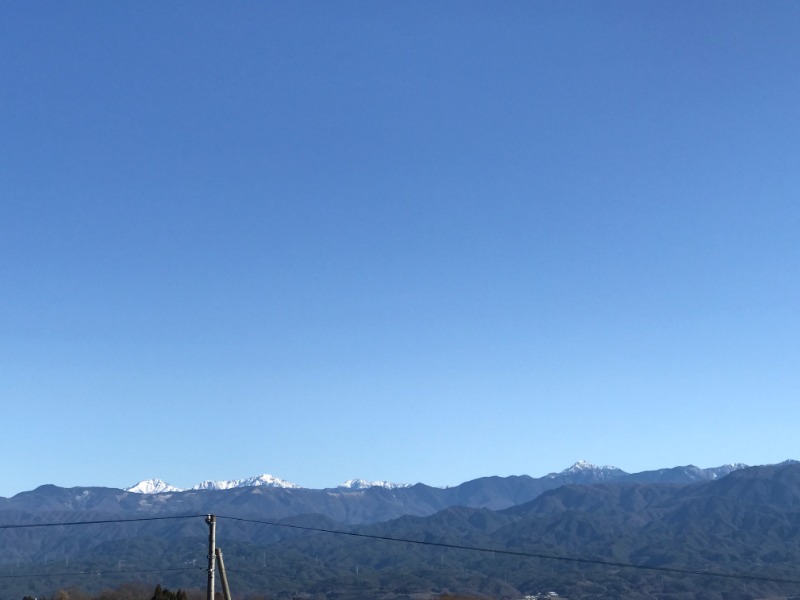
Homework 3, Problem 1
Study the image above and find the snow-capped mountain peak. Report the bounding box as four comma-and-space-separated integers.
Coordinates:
125, 474, 302, 494
338, 479, 411, 490
545, 460, 626, 479
567, 459, 622, 473
705, 463, 749, 479
125, 479, 183, 494
566, 460, 599, 472
190, 474, 302, 491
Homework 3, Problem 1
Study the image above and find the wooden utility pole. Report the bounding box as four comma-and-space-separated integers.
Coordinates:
206, 515, 216, 600
215, 547, 233, 600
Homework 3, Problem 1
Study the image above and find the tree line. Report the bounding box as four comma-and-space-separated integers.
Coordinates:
19, 583, 240, 600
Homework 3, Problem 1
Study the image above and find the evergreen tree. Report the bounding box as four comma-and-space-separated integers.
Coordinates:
151, 584, 188, 600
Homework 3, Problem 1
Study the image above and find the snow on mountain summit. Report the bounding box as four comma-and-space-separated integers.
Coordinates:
125, 479, 183, 494
564, 460, 622, 473
190, 474, 302, 491
125, 474, 301, 494
545, 460, 626, 479
338, 479, 412, 490
123, 461, 754, 495
705, 463, 748, 479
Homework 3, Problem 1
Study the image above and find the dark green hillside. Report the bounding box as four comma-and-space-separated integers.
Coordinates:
222, 463, 800, 599
2, 464, 800, 599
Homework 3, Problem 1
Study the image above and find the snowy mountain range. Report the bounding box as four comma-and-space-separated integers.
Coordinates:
124, 474, 415, 493
547, 459, 626, 478
3, 461, 800, 600
125, 473, 303, 493
338, 479, 413, 490
190, 473, 303, 491
124, 479, 183, 494
123, 461, 751, 495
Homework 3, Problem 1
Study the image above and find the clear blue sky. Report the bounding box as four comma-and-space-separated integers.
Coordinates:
2, 2, 799, 497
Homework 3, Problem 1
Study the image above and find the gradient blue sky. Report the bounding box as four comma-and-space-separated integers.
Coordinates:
2, 2, 799, 498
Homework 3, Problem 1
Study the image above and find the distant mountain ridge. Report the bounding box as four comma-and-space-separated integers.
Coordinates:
121, 461, 748, 496
548, 459, 625, 476
124, 478, 183, 494
123, 474, 410, 493
1, 461, 798, 599
124, 473, 302, 493
337, 479, 413, 490
0, 460, 758, 529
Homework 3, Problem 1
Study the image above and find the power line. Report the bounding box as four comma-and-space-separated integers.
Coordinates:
0, 566, 201, 580
215, 515, 800, 586
0, 515, 208, 586
0, 514, 206, 530
3, 513, 800, 588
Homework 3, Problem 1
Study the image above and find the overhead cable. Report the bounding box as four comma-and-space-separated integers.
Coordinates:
0, 514, 206, 530
215, 514, 800, 586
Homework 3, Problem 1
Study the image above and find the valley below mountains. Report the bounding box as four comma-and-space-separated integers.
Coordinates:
1, 461, 799, 600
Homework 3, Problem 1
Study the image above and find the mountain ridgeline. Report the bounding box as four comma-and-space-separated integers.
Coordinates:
1, 461, 799, 600
0, 461, 748, 523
